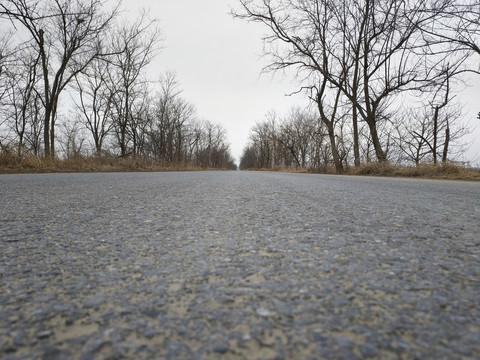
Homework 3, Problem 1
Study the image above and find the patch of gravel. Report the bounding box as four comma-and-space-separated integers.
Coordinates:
1, 171, 479, 359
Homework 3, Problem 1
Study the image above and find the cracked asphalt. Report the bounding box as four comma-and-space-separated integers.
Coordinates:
1, 171, 479, 359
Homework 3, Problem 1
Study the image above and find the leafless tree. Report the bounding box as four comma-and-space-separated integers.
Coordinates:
278, 108, 318, 168
241, 106, 332, 170
59, 119, 86, 160
6, 51, 41, 156
23, 95, 44, 156
107, 10, 161, 157
394, 100, 469, 166
195, 120, 232, 168
420, 0, 480, 60
74, 59, 115, 155
250, 120, 275, 168
148, 73, 196, 164
0, 0, 121, 158
0, 29, 18, 104
393, 109, 432, 166
234, 0, 474, 166
239, 144, 258, 170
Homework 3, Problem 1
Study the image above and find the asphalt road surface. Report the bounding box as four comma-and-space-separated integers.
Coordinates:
1, 171, 479, 359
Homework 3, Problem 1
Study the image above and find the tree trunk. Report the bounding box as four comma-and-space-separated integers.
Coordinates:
327, 125, 343, 174
442, 121, 450, 164
352, 107, 360, 167
50, 114, 55, 157
43, 107, 51, 158
432, 106, 439, 165
367, 119, 387, 162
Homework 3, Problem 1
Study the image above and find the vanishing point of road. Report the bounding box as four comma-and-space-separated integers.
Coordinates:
1, 171, 479, 359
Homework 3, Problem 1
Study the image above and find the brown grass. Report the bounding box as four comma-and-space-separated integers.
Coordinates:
0, 153, 225, 174
243, 162, 480, 181
2, 152, 479, 180
349, 162, 480, 181
245, 165, 310, 173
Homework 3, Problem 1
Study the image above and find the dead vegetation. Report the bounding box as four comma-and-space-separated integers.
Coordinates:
1, 150, 478, 180
0, 152, 227, 174
348, 162, 480, 181
243, 162, 480, 181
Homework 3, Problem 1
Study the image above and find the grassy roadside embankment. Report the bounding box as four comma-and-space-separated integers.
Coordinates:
244, 162, 480, 181
0, 153, 227, 174
1, 152, 479, 180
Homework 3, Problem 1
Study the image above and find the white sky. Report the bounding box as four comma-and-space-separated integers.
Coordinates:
122, 0, 480, 166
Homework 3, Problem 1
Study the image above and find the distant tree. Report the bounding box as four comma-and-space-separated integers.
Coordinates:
148, 72, 196, 164
59, 120, 86, 160
241, 107, 332, 171
0, 29, 17, 104
394, 100, 468, 166
240, 145, 259, 170
394, 109, 432, 166
5, 50, 41, 156
195, 120, 233, 168
74, 59, 115, 156
107, 11, 161, 157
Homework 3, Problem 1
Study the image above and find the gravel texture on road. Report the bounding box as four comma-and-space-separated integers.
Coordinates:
1, 171, 479, 359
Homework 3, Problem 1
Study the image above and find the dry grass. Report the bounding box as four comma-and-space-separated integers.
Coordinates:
2, 152, 479, 180
349, 162, 480, 181
0, 153, 222, 173
250, 165, 310, 173
243, 162, 480, 181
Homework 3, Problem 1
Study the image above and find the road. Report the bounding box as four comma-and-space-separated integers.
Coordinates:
1, 171, 479, 359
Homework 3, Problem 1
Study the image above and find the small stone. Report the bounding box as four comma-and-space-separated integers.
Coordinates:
242, 333, 252, 341
256, 307, 271, 317
360, 342, 379, 358
212, 341, 229, 354
37, 330, 53, 339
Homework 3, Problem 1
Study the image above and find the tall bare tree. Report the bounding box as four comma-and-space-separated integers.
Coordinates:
149, 73, 196, 164
420, 0, 480, 59
5, 50, 41, 156
74, 59, 115, 155
234, 0, 474, 166
107, 10, 161, 157
0, 0, 121, 158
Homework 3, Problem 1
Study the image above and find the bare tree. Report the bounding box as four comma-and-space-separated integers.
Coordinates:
74, 59, 115, 155
196, 121, 231, 168
6, 51, 41, 156
394, 109, 433, 166
0, 0, 121, 158
23, 95, 44, 156
0, 29, 18, 103
239, 144, 259, 170
234, 0, 473, 165
59, 119, 86, 160
241, 107, 331, 171
148, 73, 196, 164
107, 10, 161, 157
394, 100, 468, 166
420, 0, 480, 59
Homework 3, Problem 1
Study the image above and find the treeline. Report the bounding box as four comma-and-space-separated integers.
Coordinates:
240, 104, 469, 171
0, 1, 236, 170
236, 0, 479, 173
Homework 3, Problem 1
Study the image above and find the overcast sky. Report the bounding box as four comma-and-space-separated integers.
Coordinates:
122, 0, 480, 165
